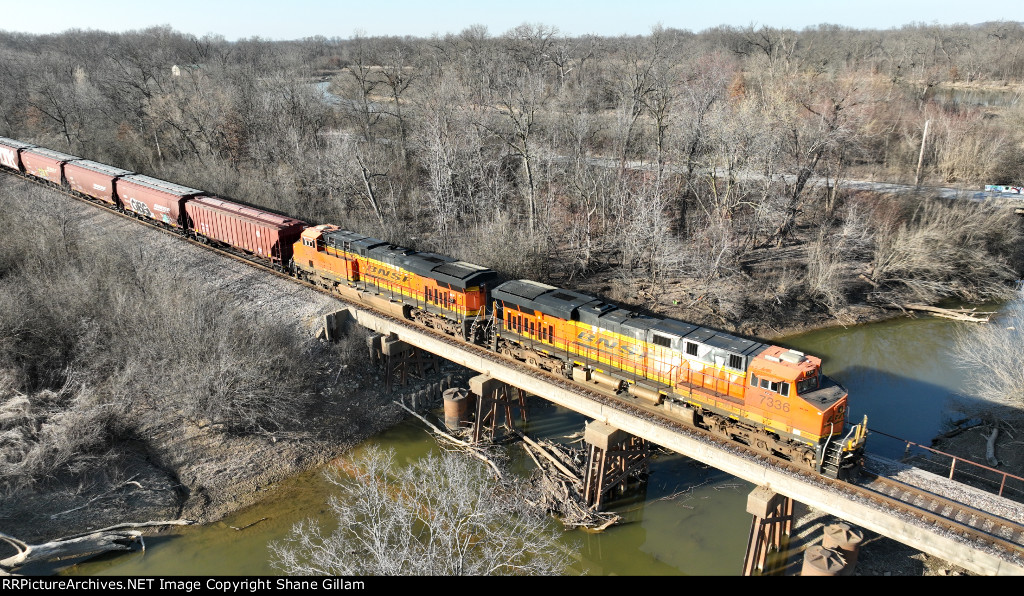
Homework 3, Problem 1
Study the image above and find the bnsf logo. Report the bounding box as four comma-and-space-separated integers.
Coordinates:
367, 262, 410, 283
575, 331, 641, 357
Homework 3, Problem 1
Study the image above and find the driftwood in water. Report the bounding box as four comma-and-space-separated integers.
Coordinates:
901, 303, 994, 322
0, 520, 193, 575
394, 400, 504, 479
519, 436, 620, 531
519, 433, 581, 483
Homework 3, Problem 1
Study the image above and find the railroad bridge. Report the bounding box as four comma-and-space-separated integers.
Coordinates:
331, 302, 1024, 576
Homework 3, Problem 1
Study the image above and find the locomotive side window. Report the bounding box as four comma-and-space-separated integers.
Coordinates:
685, 341, 698, 356
758, 377, 789, 397
750, 374, 759, 387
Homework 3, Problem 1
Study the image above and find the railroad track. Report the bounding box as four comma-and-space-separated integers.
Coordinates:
850, 468, 1024, 559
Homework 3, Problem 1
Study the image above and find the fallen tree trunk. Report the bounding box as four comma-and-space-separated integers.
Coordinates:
0, 520, 193, 575
986, 426, 1000, 467
900, 303, 993, 322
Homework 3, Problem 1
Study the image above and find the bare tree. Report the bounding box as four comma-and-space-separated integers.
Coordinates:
951, 285, 1024, 419
269, 446, 572, 576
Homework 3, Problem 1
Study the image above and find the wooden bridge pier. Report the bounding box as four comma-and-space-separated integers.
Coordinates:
742, 486, 794, 576
366, 332, 437, 391
470, 375, 527, 443
582, 422, 652, 511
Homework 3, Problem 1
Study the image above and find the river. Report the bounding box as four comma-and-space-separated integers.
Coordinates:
65, 304, 1011, 576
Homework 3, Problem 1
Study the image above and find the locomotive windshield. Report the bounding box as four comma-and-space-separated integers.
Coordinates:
797, 372, 820, 394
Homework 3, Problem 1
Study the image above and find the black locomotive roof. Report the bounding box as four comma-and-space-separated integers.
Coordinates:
25, 147, 80, 162
350, 235, 387, 253
619, 312, 660, 340
577, 301, 617, 325
652, 318, 698, 338
396, 251, 453, 276
120, 174, 203, 197
0, 137, 36, 149
321, 230, 387, 254
67, 159, 133, 177
370, 244, 416, 262
493, 280, 601, 319
365, 244, 496, 290
532, 288, 599, 319
493, 279, 557, 302
429, 260, 497, 289
703, 332, 764, 356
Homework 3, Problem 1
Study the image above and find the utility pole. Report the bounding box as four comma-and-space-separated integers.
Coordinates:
915, 119, 930, 187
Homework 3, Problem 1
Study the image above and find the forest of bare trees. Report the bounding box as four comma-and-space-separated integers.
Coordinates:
2, 22, 1023, 333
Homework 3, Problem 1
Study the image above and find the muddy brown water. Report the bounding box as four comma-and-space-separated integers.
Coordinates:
63, 301, 1014, 576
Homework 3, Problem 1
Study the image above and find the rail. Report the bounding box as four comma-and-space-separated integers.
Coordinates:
869, 428, 1024, 502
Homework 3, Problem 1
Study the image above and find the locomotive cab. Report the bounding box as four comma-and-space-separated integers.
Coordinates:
748, 345, 867, 477
748, 346, 849, 442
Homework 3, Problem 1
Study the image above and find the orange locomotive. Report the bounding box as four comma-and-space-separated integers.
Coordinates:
491, 279, 867, 478
291, 224, 497, 341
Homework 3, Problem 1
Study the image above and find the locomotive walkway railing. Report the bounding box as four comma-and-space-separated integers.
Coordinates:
870, 428, 1024, 503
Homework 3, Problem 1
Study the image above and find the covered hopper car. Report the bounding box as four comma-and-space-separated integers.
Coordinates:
185, 196, 307, 266
20, 147, 80, 186
0, 137, 35, 172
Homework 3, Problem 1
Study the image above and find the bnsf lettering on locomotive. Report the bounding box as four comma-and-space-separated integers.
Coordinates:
576, 331, 639, 357
368, 262, 408, 283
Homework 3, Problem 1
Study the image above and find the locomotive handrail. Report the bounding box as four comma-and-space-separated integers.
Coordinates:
870, 428, 1024, 500
819, 421, 835, 468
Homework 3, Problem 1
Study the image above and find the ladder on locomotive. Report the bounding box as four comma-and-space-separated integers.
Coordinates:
819, 439, 844, 478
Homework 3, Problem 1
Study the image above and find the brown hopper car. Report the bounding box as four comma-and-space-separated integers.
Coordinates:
0, 137, 35, 172
115, 174, 202, 228
20, 147, 80, 185
185, 196, 307, 265
64, 160, 134, 205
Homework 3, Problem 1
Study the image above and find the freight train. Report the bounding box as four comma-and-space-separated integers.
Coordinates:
0, 136, 868, 480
